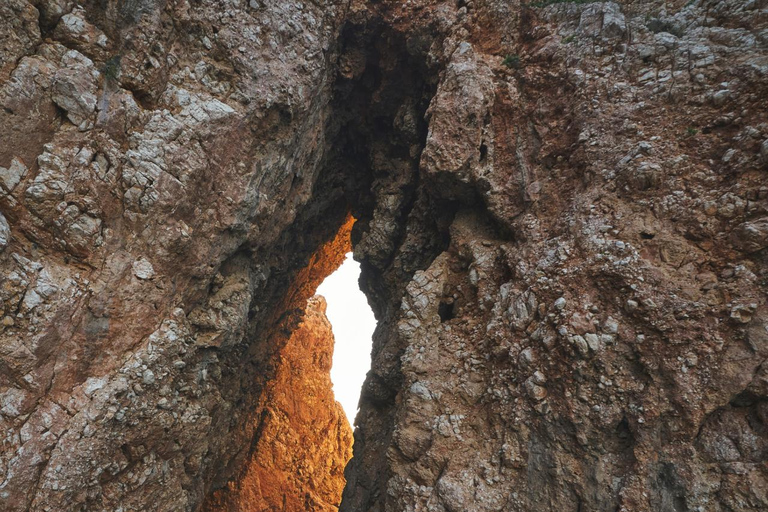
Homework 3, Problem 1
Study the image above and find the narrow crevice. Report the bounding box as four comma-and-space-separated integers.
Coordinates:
200, 11, 447, 511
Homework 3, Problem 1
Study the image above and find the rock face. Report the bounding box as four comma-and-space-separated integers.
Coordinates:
1, 1, 767, 512
203, 296, 352, 512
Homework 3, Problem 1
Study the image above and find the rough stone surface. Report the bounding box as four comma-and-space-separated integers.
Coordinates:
1, 1, 767, 512
203, 296, 352, 512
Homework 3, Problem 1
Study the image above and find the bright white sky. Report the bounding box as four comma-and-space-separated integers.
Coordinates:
316, 252, 375, 424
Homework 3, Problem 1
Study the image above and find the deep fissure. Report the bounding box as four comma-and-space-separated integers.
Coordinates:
202, 14, 446, 510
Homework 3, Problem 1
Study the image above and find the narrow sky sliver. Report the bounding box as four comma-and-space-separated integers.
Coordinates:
316, 252, 376, 423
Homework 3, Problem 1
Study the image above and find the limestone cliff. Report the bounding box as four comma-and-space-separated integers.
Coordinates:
1, 1, 767, 511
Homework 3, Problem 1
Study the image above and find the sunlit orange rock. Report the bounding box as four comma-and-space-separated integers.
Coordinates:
204, 296, 352, 512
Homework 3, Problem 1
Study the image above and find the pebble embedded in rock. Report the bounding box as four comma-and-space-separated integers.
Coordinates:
525, 378, 547, 401
518, 347, 535, 369
132, 258, 155, 280
572, 335, 589, 357
142, 369, 156, 385
730, 304, 755, 324
584, 333, 601, 351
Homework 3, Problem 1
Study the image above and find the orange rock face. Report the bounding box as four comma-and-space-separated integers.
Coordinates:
203, 296, 352, 512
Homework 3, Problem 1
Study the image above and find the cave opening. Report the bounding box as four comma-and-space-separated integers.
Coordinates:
316, 251, 376, 423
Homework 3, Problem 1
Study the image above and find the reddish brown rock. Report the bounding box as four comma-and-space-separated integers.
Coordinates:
1, 1, 767, 512
203, 296, 352, 512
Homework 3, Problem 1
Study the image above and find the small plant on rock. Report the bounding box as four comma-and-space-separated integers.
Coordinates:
502, 54, 522, 69
102, 55, 122, 82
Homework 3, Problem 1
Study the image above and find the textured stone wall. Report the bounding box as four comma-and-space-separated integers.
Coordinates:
1, 1, 767, 511
0, 0, 352, 509
341, 2, 768, 511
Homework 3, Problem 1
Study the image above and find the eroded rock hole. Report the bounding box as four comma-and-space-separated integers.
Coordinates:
438, 300, 455, 322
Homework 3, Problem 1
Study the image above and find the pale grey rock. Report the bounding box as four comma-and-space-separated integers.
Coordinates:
579, 2, 626, 40
654, 31, 679, 49
0, 388, 26, 418
0, 211, 9, 251
83, 377, 107, 397
21, 289, 43, 312
584, 333, 601, 352
604, 316, 619, 334
11, 252, 42, 273
730, 304, 755, 324
519, 347, 536, 369
35, 269, 59, 299
508, 291, 536, 330
409, 381, 431, 400
64, 212, 102, 250
730, 218, 768, 253
712, 89, 731, 106
142, 369, 156, 386
132, 258, 155, 280
51, 50, 99, 128
54, 7, 109, 53
0, 158, 27, 192
436, 474, 470, 512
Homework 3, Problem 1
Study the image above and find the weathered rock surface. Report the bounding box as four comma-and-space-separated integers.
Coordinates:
203, 296, 352, 512
1, 1, 767, 511
0, 0, 352, 509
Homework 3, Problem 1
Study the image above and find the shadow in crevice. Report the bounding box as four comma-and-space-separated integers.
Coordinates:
202, 11, 449, 512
